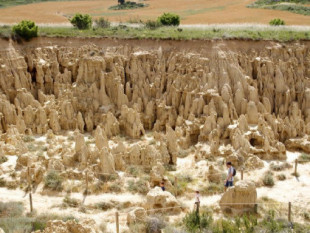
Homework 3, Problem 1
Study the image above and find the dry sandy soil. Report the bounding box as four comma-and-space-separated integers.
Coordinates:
1, 147, 309, 232
0, 0, 309, 25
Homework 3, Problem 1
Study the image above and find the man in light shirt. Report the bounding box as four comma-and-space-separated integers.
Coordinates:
224, 161, 234, 192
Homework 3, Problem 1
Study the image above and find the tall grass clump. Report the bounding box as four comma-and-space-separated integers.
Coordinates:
145, 20, 162, 30
95, 17, 110, 28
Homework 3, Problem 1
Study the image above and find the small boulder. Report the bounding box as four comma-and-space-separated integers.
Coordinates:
245, 155, 264, 170
146, 187, 181, 214
219, 180, 257, 215
206, 165, 222, 183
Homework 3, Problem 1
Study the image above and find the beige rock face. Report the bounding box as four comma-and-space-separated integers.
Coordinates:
127, 207, 147, 225
146, 187, 181, 214
219, 180, 257, 214
0, 42, 309, 174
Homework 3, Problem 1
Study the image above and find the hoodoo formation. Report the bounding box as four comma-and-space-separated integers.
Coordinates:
0, 38, 310, 231
1, 40, 309, 166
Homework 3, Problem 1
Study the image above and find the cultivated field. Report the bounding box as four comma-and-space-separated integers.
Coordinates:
0, 0, 310, 25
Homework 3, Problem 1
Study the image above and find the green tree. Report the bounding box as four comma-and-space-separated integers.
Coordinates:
12, 20, 38, 40
70, 13, 92, 30
158, 13, 180, 26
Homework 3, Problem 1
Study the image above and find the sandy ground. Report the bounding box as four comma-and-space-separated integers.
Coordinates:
1, 131, 310, 232
0, 0, 310, 25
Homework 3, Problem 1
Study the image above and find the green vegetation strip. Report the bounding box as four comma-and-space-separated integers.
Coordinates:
248, 0, 310, 16
0, 0, 79, 8
1, 25, 310, 42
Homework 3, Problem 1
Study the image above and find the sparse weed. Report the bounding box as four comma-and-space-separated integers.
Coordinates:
62, 195, 80, 208
201, 182, 224, 195
127, 178, 149, 194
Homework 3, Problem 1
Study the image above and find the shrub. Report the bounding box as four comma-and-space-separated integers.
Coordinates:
201, 182, 224, 195
44, 171, 63, 191
0, 156, 8, 164
263, 171, 275, 187
183, 210, 213, 232
269, 18, 285, 26
0, 213, 76, 233
127, 165, 141, 177
269, 162, 291, 171
145, 20, 162, 30
0, 177, 5, 187
99, 173, 118, 182
23, 135, 35, 142
70, 13, 92, 30
146, 215, 166, 233
109, 181, 122, 193
173, 173, 194, 196
32, 214, 76, 231
127, 178, 149, 194
6, 181, 18, 190
261, 210, 286, 232
95, 201, 114, 210
0, 202, 24, 218
277, 173, 286, 181
62, 195, 80, 208
0, 217, 32, 233
12, 20, 38, 40
158, 13, 180, 26
299, 153, 310, 163
95, 17, 110, 28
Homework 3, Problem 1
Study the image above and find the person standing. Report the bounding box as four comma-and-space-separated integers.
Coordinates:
224, 161, 234, 192
194, 190, 200, 213
160, 181, 165, 191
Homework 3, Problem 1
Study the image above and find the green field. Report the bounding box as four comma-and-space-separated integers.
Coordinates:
248, 0, 310, 15
1, 24, 310, 42
0, 0, 78, 8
